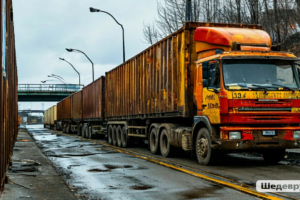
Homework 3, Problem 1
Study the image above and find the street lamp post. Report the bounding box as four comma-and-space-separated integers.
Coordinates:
59, 58, 81, 86
51, 74, 66, 82
48, 75, 67, 84
90, 7, 125, 63
66, 48, 94, 81
41, 79, 66, 84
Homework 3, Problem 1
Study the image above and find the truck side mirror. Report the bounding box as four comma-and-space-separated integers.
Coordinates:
202, 61, 209, 87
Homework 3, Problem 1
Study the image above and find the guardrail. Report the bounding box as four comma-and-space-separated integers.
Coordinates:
18, 84, 84, 93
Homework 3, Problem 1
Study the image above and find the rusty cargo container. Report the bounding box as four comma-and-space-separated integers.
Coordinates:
83, 77, 105, 120
71, 91, 82, 120
57, 101, 62, 121
68, 91, 83, 133
0, 0, 18, 191
60, 96, 71, 133
106, 22, 203, 119
54, 101, 63, 131
79, 76, 105, 138
61, 97, 71, 120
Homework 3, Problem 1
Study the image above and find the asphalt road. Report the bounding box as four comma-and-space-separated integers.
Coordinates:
26, 125, 300, 200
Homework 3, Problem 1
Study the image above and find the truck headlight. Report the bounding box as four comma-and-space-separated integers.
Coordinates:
229, 132, 241, 139
294, 131, 300, 139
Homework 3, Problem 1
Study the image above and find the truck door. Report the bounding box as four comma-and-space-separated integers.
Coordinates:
201, 60, 221, 124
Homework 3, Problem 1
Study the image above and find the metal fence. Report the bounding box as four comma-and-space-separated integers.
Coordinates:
1, 0, 18, 191
18, 84, 84, 93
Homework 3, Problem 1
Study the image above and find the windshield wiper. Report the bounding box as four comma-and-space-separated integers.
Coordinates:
271, 83, 297, 91
237, 83, 276, 91
251, 84, 278, 90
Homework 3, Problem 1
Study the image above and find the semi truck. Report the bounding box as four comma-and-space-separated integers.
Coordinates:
53, 22, 300, 165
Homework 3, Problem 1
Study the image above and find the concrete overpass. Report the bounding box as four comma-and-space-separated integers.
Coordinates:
18, 84, 83, 102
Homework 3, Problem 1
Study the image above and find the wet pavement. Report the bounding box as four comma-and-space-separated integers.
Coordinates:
24, 125, 256, 200
4, 125, 300, 200
0, 128, 77, 200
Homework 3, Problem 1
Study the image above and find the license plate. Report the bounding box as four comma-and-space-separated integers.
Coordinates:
263, 131, 276, 136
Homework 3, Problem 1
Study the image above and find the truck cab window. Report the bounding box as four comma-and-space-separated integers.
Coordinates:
208, 61, 220, 88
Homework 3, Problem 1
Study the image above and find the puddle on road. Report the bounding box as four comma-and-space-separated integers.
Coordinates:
47, 153, 99, 158
130, 185, 153, 190
34, 135, 58, 141
104, 164, 133, 170
180, 185, 223, 199
88, 168, 111, 172
87, 164, 133, 172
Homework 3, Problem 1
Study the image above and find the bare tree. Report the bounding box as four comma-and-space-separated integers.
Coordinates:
143, 0, 300, 55
142, 22, 159, 45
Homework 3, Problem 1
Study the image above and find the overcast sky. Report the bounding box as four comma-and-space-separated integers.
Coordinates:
14, 0, 159, 110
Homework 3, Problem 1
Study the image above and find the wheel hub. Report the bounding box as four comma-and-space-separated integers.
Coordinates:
198, 137, 208, 157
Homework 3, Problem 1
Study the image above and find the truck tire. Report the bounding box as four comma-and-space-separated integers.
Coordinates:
62, 125, 66, 133
77, 124, 82, 136
121, 126, 133, 148
108, 125, 113, 145
116, 126, 122, 147
160, 129, 174, 157
66, 125, 70, 134
112, 125, 117, 146
81, 126, 86, 138
88, 126, 92, 139
149, 127, 160, 154
262, 149, 285, 164
195, 127, 217, 165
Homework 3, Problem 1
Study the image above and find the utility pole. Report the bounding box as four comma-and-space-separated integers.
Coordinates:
274, 0, 281, 44
186, 0, 192, 21
90, 7, 126, 63
59, 58, 81, 86
66, 48, 94, 81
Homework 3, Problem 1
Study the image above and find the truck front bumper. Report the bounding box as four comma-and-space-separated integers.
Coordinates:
219, 126, 300, 150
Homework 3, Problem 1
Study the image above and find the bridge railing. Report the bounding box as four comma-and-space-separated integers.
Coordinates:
18, 84, 84, 93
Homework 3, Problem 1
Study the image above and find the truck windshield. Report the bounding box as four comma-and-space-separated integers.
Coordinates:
223, 59, 299, 90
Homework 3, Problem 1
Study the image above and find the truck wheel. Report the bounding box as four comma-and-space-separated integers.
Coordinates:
160, 129, 173, 157
112, 125, 117, 146
62, 125, 66, 133
88, 126, 92, 139
77, 124, 82, 136
116, 126, 122, 147
121, 126, 132, 148
150, 128, 160, 154
108, 125, 113, 144
85, 126, 89, 138
66, 125, 70, 134
81, 126, 86, 138
195, 128, 217, 165
262, 149, 285, 164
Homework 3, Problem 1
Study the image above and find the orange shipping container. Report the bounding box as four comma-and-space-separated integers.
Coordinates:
61, 97, 71, 120
57, 101, 63, 121
82, 76, 105, 120
71, 91, 82, 120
